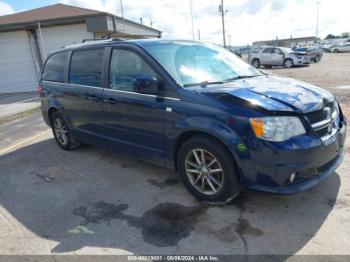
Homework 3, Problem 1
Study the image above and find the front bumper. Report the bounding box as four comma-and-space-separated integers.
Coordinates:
234, 122, 346, 195
295, 58, 310, 65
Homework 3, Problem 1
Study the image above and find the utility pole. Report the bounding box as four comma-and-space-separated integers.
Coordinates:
219, 0, 227, 48
190, 0, 195, 41
119, 0, 125, 24
316, 2, 321, 39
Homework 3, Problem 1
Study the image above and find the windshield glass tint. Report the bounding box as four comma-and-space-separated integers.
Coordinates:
143, 42, 261, 86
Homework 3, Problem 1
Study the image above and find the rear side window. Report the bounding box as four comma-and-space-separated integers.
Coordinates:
43, 52, 67, 82
69, 49, 104, 87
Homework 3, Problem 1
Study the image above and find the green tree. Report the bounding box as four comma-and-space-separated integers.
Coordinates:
341, 32, 350, 38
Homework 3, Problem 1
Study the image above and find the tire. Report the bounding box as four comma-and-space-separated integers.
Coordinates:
50, 111, 80, 150
314, 55, 320, 63
177, 136, 241, 203
252, 58, 260, 68
283, 58, 294, 68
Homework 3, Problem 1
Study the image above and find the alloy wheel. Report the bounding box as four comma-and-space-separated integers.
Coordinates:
54, 118, 68, 146
284, 59, 293, 68
185, 149, 224, 195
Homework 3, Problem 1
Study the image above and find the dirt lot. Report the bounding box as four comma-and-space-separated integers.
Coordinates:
0, 53, 349, 259
264, 53, 350, 104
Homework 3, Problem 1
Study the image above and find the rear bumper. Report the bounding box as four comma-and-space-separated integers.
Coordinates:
235, 122, 346, 195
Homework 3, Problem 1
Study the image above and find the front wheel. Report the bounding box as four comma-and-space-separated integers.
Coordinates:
314, 55, 320, 63
252, 59, 260, 68
283, 58, 294, 68
51, 112, 80, 150
177, 136, 241, 203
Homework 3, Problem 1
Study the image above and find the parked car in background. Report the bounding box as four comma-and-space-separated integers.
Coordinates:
331, 43, 350, 53
321, 43, 334, 53
294, 47, 323, 63
248, 46, 310, 68
40, 39, 346, 202
228, 47, 242, 58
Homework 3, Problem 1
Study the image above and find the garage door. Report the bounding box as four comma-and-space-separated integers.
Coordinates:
0, 30, 39, 93
39, 24, 94, 58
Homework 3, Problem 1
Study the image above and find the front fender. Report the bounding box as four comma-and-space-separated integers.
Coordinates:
166, 116, 243, 169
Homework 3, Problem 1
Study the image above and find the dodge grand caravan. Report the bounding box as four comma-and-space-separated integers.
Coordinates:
40, 39, 346, 202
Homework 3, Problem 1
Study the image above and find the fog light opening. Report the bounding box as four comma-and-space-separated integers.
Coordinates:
289, 173, 296, 183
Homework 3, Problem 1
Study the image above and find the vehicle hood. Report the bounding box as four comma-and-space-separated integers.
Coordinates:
197, 75, 334, 114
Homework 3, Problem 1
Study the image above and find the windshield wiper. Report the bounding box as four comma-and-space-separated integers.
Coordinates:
183, 80, 225, 88
224, 75, 260, 82
183, 75, 261, 88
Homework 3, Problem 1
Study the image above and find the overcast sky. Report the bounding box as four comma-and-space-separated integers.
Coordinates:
1, 0, 349, 45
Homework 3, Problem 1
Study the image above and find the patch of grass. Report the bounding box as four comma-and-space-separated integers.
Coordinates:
0, 106, 41, 125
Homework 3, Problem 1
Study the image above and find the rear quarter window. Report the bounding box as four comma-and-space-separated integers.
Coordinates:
69, 49, 104, 87
42, 52, 67, 82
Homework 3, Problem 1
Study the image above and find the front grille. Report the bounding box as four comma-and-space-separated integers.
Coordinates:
305, 101, 334, 124
315, 126, 330, 137
305, 109, 328, 124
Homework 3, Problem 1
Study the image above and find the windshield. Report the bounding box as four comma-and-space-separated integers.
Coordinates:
142, 41, 262, 87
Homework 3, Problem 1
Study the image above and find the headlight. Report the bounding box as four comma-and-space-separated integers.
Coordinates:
249, 117, 305, 142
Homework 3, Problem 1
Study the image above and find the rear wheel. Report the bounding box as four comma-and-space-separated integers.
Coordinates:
252, 58, 260, 68
51, 112, 80, 150
283, 58, 294, 68
177, 136, 241, 203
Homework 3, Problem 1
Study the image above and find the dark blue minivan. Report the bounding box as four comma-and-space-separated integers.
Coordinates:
40, 39, 346, 202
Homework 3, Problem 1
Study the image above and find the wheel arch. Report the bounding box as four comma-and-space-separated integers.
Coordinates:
172, 130, 237, 172
47, 106, 59, 127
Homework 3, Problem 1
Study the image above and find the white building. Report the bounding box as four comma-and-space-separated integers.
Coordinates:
0, 3, 161, 93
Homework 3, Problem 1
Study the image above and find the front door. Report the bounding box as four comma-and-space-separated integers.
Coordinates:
103, 47, 165, 164
261, 47, 273, 64
271, 48, 284, 65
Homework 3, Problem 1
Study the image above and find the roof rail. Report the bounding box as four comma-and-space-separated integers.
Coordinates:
81, 38, 126, 43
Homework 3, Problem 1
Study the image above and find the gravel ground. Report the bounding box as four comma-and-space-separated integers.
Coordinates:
264, 53, 350, 105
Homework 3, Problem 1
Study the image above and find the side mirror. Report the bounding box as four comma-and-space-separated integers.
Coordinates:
132, 76, 159, 95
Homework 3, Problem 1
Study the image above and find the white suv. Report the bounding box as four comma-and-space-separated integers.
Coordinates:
331, 43, 350, 53
248, 46, 310, 68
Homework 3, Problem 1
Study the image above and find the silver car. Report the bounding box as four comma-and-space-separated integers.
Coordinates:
248, 46, 310, 68
331, 42, 350, 53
